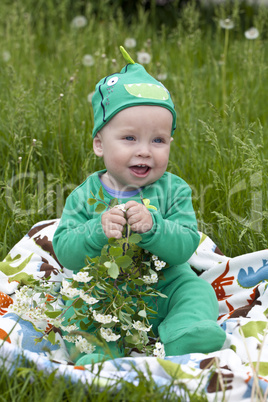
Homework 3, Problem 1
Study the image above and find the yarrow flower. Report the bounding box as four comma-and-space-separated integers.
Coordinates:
245, 27, 259, 40
132, 320, 152, 332
82, 54, 94, 66
219, 18, 234, 30
93, 310, 119, 324
153, 342, 165, 358
143, 273, 158, 284
124, 38, 137, 48
72, 271, 93, 283
100, 327, 121, 342
71, 15, 87, 28
137, 51, 151, 64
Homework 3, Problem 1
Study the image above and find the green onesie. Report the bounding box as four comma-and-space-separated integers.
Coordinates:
53, 170, 226, 364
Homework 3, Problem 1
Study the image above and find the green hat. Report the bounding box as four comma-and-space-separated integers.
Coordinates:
92, 48, 176, 138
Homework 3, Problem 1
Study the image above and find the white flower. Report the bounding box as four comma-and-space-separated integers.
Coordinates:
93, 310, 119, 324
132, 320, 152, 332
71, 15, 87, 28
153, 342, 165, 358
219, 18, 234, 30
154, 260, 166, 271
137, 51, 151, 64
245, 27, 259, 40
63, 334, 79, 343
72, 271, 93, 283
2, 51, 11, 62
63, 324, 79, 333
152, 255, 158, 261
114, 203, 126, 212
82, 54, 94, 66
100, 327, 121, 342
122, 324, 132, 331
75, 335, 95, 354
124, 38, 137, 48
60, 279, 80, 298
79, 290, 99, 305
87, 92, 94, 103
143, 273, 158, 284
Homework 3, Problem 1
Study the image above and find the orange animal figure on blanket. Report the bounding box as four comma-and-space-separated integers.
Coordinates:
211, 261, 234, 301
0, 291, 13, 316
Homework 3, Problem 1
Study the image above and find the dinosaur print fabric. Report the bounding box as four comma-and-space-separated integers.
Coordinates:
0, 219, 268, 400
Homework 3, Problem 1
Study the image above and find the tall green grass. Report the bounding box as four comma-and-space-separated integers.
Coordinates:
1, 1, 267, 260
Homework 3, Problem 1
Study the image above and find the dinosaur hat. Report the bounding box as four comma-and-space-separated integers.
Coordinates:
91, 47, 176, 138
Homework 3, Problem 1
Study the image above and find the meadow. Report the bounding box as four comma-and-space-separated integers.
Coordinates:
0, 0, 267, 399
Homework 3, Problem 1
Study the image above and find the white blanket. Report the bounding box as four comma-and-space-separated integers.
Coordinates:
0, 219, 267, 401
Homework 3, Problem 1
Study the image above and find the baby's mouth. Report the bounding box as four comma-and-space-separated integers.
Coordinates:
129, 165, 151, 177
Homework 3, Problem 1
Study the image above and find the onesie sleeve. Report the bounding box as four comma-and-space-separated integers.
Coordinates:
138, 180, 200, 266
52, 189, 108, 271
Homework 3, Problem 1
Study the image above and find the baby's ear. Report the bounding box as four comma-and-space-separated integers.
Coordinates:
93, 133, 104, 157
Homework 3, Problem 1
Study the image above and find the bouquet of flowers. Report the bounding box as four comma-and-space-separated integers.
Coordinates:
10, 190, 168, 359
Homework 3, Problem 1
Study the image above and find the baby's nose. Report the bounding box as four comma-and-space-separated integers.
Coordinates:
136, 144, 151, 157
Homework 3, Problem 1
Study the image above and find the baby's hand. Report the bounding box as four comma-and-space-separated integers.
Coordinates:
125, 201, 153, 233
101, 208, 126, 239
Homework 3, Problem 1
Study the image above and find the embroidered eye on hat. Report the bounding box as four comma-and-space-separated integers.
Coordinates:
91, 47, 176, 138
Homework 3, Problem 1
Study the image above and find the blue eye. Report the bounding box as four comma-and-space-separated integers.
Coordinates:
153, 138, 163, 143
125, 136, 135, 141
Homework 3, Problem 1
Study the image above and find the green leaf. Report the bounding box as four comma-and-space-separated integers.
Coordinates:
125, 305, 135, 314
115, 255, 132, 268
138, 309, 147, 318
45, 310, 62, 318
47, 330, 56, 345
95, 203, 106, 213
129, 233, 142, 244
156, 291, 168, 298
99, 187, 104, 200
99, 255, 109, 265
108, 237, 118, 245
87, 198, 97, 205
80, 321, 90, 331
133, 279, 144, 286
74, 298, 84, 308
109, 198, 119, 208
110, 246, 123, 257
145, 306, 158, 314
125, 249, 134, 258
107, 262, 119, 279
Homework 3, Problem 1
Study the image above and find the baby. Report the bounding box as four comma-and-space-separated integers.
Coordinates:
53, 49, 226, 365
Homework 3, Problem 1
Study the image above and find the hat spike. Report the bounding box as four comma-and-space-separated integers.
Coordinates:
119, 46, 135, 64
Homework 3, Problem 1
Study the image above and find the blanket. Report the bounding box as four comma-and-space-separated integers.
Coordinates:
0, 219, 268, 401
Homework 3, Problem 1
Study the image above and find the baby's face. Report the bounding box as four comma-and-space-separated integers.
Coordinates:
93, 105, 173, 191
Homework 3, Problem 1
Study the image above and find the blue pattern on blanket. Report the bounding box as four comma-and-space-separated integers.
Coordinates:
237, 259, 268, 288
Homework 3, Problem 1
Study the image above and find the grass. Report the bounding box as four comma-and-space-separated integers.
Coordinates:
0, 354, 206, 402
0, 0, 267, 399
